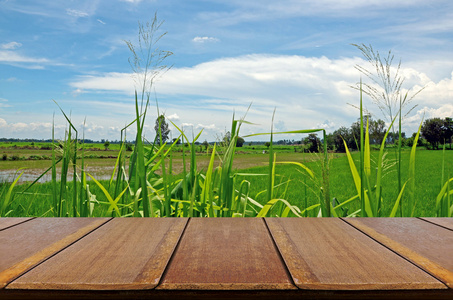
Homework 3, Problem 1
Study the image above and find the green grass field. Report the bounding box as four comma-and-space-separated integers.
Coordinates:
237, 149, 452, 217
2, 146, 451, 217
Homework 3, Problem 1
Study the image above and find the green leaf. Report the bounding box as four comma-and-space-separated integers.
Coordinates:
390, 181, 408, 217
1, 170, 24, 216
87, 173, 121, 216
275, 161, 315, 179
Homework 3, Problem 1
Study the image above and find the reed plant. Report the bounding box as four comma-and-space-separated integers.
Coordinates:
2, 91, 452, 218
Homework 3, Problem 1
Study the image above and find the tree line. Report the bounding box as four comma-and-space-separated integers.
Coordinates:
302, 116, 453, 153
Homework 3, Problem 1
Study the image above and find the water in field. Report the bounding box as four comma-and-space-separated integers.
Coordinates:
0, 168, 114, 184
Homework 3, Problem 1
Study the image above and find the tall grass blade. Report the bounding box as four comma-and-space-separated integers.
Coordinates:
1, 170, 24, 216
359, 83, 365, 216
87, 173, 124, 216
343, 138, 373, 217
51, 115, 58, 216
436, 177, 453, 217
257, 198, 301, 217
407, 119, 423, 217
390, 181, 408, 217
375, 111, 399, 216
134, 91, 151, 217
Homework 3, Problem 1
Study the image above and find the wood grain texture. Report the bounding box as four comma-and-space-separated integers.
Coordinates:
0, 218, 109, 288
7, 218, 188, 291
420, 218, 453, 231
344, 218, 453, 288
0, 218, 33, 231
157, 218, 296, 290
266, 218, 446, 290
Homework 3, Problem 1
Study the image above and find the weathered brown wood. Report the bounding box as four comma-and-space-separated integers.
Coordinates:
0, 218, 33, 231
2, 288, 453, 300
420, 217, 453, 231
266, 218, 446, 290
7, 218, 188, 290
0, 218, 109, 288
344, 218, 453, 288
157, 218, 295, 290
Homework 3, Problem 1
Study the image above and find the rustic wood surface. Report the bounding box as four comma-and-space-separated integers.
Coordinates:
420, 217, 453, 231
266, 218, 446, 290
158, 218, 296, 290
0, 218, 109, 288
0, 218, 33, 231
7, 218, 188, 290
344, 218, 453, 288
1, 217, 452, 299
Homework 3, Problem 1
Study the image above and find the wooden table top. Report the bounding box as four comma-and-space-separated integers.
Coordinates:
0, 217, 452, 299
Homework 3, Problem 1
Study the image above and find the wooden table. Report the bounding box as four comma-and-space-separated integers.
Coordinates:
0, 218, 451, 299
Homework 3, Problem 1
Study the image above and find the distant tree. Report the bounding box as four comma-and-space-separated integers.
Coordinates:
304, 133, 321, 152
369, 118, 386, 144
103, 140, 110, 150
154, 115, 170, 144
351, 116, 387, 145
421, 118, 444, 149
443, 117, 453, 149
332, 126, 354, 152
264, 142, 271, 149
236, 137, 245, 147
325, 133, 335, 151
406, 132, 424, 148
172, 137, 181, 145
202, 140, 209, 151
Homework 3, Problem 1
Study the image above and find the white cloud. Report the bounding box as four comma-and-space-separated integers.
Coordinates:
196, 123, 216, 130
167, 113, 180, 120
0, 50, 49, 64
69, 54, 453, 139
66, 9, 89, 18
192, 36, 220, 43
71, 72, 134, 93
0, 118, 58, 137
97, 19, 106, 25
316, 120, 336, 130
1, 42, 22, 50
403, 104, 453, 134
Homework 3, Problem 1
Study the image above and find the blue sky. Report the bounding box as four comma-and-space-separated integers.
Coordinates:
1, 0, 453, 142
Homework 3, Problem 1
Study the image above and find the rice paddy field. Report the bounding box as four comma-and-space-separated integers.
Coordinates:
1, 141, 452, 218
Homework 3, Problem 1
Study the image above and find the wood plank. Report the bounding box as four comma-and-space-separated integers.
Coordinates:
157, 218, 296, 290
266, 218, 446, 290
0, 218, 33, 231
7, 218, 188, 291
344, 218, 453, 288
0, 218, 109, 288
420, 218, 453, 231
